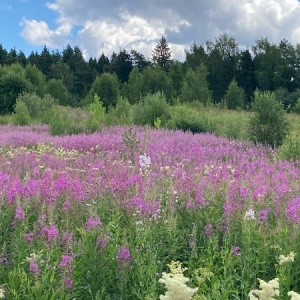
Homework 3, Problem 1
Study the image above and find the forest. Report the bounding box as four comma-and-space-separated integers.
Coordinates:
1, 33, 300, 114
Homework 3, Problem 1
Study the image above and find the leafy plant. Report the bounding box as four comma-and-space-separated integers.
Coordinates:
248, 90, 290, 147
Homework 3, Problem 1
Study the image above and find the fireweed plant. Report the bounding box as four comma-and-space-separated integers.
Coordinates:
0, 125, 300, 299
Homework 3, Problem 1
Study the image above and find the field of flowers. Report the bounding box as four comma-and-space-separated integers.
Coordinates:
0, 124, 300, 299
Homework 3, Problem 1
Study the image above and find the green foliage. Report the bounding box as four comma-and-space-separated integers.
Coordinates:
0, 72, 33, 114
142, 66, 174, 101
180, 64, 212, 105
122, 68, 143, 104
133, 92, 171, 127
47, 106, 98, 136
293, 98, 300, 114
106, 96, 133, 125
46, 79, 69, 106
248, 90, 290, 147
278, 134, 300, 161
84, 73, 119, 110
16, 93, 56, 122
24, 64, 46, 97
223, 79, 245, 110
12, 100, 31, 125
169, 105, 215, 134
87, 94, 105, 122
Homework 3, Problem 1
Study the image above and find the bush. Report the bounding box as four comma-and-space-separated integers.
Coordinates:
223, 79, 245, 110
133, 92, 170, 127
278, 135, 300, 161
248, 90, 290, 147
169, 105, 215, 134
47, 106, 98, 136
12, 100, 31, 125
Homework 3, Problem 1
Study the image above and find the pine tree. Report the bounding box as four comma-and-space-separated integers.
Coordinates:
152, 36, 172, 68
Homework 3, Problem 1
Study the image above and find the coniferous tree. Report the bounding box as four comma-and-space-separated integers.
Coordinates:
152, 36, 173, 68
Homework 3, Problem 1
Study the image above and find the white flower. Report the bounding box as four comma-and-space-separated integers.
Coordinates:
245, 208, 256, 220
278, 252, 296, 265
288, 291, 300, 300
159, 261, 198, 300
248, 278, 279, 300
139, 154, 151, 168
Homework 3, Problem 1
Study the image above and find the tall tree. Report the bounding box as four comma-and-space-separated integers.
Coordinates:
236, 50, 258, 104
152, 36, 173, 68
122, 67, 143, 104
180, 64, 212, 105
0, 44, 8, 64
130, 50, 150, 72
84, 73, 119, 110
206, 34, 239, 103
109, 49, 133, 83
253, 38, 284, 91
184, 43, 208, 70
96, 53, 110, 74
49, 61, 74, 92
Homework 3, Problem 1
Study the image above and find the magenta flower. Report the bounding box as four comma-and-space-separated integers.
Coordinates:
29, 259, 40, 276
64, 277, 73, 289
59, 254, 73, 270
232, 245, 240, 256
41, 225, 59, 241
14, 208, 25, 221
204, 223, 214, 237
286, 197, 300, 224
86, 217, 102, 231
117, 246, 132, 263
23, 232, 34, 243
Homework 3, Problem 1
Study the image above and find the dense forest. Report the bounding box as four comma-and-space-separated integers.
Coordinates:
1, 33, 300, 114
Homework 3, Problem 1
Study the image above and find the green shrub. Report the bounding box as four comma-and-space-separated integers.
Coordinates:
248, 90, 290, 147
293, 98, 300, 114
133, 92, 170, 127
47, 106, 98, 136
106, 96, 133, 125
12, 100, 31, 125
223, 79, 245, 110
278, 134, 300, 161
169, 105, 215, 134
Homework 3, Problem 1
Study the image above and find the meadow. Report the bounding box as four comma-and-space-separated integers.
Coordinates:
0, 124, 300, 299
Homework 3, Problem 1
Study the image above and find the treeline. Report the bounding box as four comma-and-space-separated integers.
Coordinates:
1, 33, 300, 114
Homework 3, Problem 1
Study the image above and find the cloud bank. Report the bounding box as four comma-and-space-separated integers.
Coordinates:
20, 0, 300, 60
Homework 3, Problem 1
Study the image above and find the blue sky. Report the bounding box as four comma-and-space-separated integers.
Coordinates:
1, 0, 300, 60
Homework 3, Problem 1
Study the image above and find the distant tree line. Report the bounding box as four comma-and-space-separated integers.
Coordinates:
1, 34, 300, 114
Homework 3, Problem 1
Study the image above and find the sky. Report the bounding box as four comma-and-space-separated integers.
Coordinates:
1, 0, 300, 61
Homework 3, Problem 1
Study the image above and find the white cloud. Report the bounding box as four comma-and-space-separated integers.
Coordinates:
20, 18, 72, 48
20, 0, 300, 60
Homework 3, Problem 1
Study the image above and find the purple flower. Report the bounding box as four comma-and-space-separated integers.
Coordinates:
59, 255, 73, 270
96, 235, 108, 248
14, 208, 25, 221
23, 232, 34, 243
232, 245, 240, 256
204, 223, 214, 237
117, 246, 132, 263
29, 259, 40, 276
41, 225, 59, 241
86, 217, 102, 231
258, 208, 271, 224
286, 197, 300, 224
64, 277, 73, 289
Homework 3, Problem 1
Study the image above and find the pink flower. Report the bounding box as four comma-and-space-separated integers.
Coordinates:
14, 208, 25, 221
86, 217, 102, 231
29, 259, 40, 276
59, 255, 73, 270
64, 277, 73, 289
232, 245, 240, 256
117, 246, 132, 263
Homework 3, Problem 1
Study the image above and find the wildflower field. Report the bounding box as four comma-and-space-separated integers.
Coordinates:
1, 124, 300, 299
